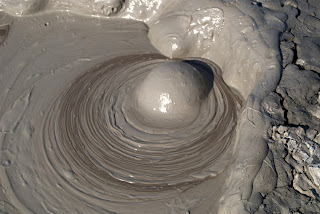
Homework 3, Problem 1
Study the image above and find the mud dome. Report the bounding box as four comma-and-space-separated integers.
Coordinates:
0, 0, 309, 213
136, 61, 213, 128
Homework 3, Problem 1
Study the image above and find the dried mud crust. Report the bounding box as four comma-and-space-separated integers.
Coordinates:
257, 0, 320, 213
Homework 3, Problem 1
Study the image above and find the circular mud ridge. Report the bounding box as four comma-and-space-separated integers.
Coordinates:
42, 54, 241, 201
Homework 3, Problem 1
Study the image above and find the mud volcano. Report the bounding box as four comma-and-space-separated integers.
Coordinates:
2, 0, 319, 213
44, 54, 239, 193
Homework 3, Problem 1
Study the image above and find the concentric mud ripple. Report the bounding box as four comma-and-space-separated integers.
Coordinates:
42, 54, 240, 201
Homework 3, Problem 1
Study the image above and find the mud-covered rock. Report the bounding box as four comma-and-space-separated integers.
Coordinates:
258, 187, 320, 213
276, 64, 320, 130
296, 37, 320, 73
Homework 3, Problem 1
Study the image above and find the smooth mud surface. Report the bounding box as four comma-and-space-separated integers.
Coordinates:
0, 13, 240, 214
